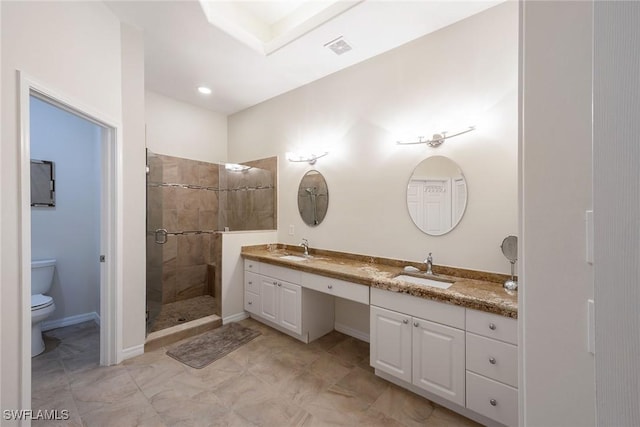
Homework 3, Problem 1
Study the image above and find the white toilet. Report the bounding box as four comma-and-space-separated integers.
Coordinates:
31, 259, 56, 357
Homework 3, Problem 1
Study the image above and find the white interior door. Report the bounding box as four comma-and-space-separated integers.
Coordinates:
423, 179, 452, 235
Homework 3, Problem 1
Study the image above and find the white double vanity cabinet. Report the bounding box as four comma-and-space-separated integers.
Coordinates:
243, 257, 518, 427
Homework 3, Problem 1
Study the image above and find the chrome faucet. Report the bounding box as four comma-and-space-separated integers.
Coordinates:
424, 252, 434, 275
300, 238, 309, 256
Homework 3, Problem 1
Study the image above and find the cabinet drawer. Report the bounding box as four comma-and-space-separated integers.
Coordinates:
245, 272, 261, 294
244, 259, 260, 273
466, 333, 518, 387
371, 288, 464, 329
466, 371, 518, 427
244, 291, 260, 315
301, 272, 369, 304
260, 262, 301, 284
466, 309, 517, 345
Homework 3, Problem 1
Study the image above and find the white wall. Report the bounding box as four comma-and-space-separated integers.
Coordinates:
120, 23, 147, 353
146, 91, 228, 163
1, 1, 146, 413
593, 2, 640, 425
520, 2, 596, 426
229, 2, 518, 276
30, 96, 101, 324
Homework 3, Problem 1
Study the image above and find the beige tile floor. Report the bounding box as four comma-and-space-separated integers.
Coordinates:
32, 319, 481, 427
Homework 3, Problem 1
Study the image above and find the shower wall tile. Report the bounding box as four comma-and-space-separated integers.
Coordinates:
161, 187, 176, 210
201, 191, 217, 211
161, 158, 178, 183
161, 263, 177, 304
177, 208, 199, 231
199, 210, 217, 232
178, 158, 199, 185
201, 234, 211, 264
147, 154, 163, 183
176, 265, 207, 300
178, 188, 200, 211
162, 237, 177, 264
177, 234, 204, 267
198, 162, 219, 188
162, 209, 178, 232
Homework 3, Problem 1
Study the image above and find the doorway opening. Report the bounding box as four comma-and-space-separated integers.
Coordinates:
19, 73, 121, 409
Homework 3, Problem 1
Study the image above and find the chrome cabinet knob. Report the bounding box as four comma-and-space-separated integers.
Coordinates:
328, 285, 333, 289
248, 301, 252, 305
490, 399, 497, 406
489, 323, 496, 330
278, 283, 282, 287
248, 281, 252, 285
273, 281, 277, 285
489, 357, 496, 365
403, 319, 408, 324
413, 322, 419, 327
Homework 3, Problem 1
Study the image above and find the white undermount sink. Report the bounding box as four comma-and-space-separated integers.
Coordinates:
395, 274, 454, 290
279, 255, 308, 262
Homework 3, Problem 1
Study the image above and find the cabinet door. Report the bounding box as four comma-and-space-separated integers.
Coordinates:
412, 318, 465, 406
259, 276, 278, 323
370, 306, 412, 383
278, 281, 302, 335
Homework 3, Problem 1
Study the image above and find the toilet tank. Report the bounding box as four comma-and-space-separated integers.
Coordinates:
31, 259, 56, 295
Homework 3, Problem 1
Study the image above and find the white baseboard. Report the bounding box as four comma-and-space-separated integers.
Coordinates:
42, 311, 100, 331
120, 344, 144, 361
335, 322, 370, 343
223, 311, 249, 325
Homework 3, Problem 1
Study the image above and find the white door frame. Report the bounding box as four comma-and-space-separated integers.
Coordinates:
18, 71, 123, 409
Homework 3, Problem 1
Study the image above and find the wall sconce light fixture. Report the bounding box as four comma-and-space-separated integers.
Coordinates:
286, 151, 329, 165
397, 126, 475, 148
225, 163, 251, 172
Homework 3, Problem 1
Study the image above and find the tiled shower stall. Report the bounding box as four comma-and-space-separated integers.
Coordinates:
146, 151, 277, 333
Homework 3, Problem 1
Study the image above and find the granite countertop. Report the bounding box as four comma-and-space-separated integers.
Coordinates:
241, 244, 518, 319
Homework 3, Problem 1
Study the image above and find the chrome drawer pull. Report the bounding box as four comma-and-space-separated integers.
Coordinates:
489, 323, 496, 330
248, 301, 252, 305
328, 285, 333, 289
489, 357, 496, 365
403, 319, 408, 324
490, 399, 497, 406
413, 322, 419, 327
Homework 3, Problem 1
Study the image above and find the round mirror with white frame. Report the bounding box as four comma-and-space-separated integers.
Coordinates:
406, 155, 468, 236
297, 170, 329, 226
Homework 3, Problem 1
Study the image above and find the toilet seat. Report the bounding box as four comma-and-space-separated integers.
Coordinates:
31, 294, 53, 310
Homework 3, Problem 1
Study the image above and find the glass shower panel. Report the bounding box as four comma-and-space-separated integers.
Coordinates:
146, 149, 163, 333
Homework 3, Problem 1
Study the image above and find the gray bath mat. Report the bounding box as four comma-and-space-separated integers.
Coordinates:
166, 323, 261, 369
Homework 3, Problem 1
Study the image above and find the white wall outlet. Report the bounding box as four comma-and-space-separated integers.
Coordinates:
288, 224, 295, 236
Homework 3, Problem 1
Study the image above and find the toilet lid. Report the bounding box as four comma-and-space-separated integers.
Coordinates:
31, 294, 53, 309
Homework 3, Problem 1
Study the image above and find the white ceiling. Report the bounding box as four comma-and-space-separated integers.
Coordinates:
105, 1, 503, 115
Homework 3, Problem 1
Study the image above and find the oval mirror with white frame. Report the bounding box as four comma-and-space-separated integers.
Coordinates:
406, 156, 468, 236
297, 170, 329, 226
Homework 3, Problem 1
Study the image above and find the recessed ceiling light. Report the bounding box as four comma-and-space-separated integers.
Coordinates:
197, 86, 212, 95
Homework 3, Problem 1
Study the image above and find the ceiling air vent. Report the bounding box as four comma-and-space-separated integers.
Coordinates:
324, 36, 352, 55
